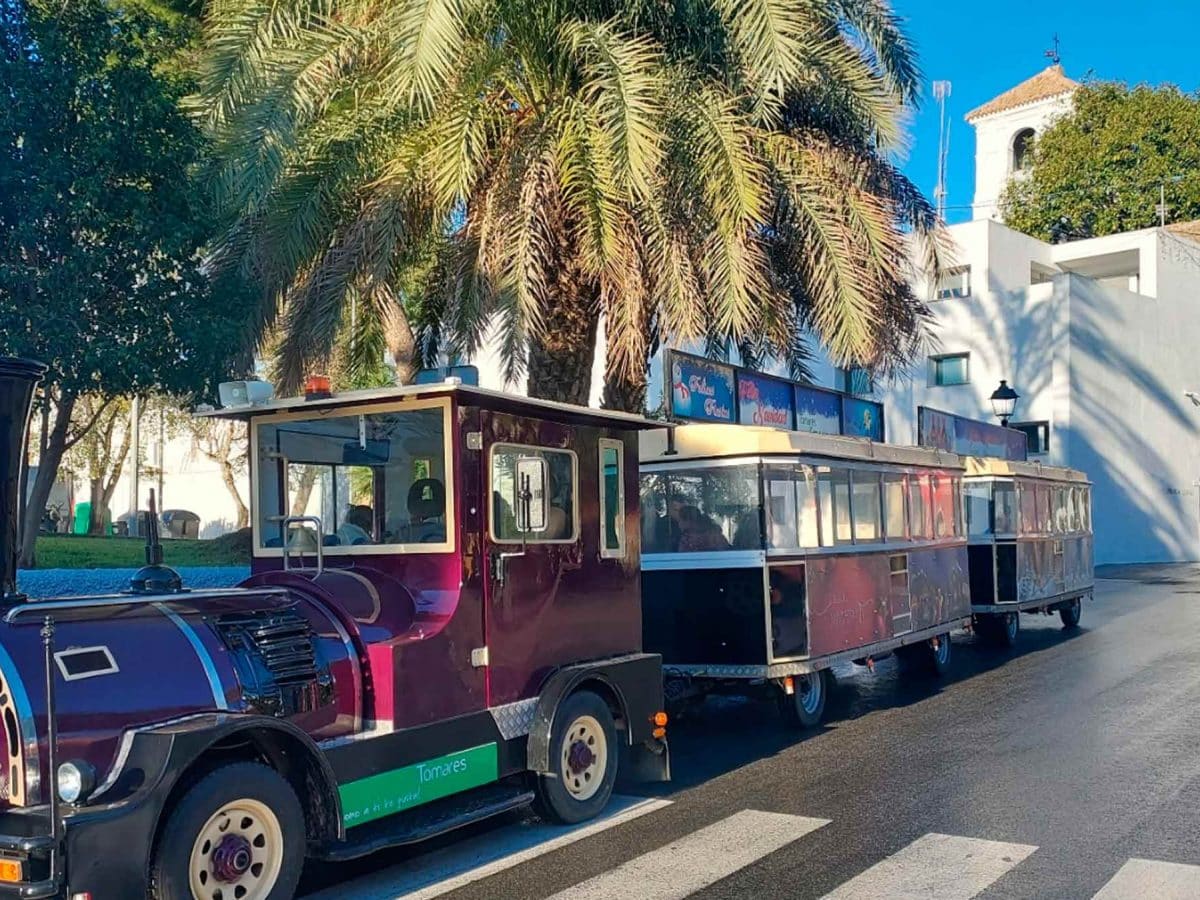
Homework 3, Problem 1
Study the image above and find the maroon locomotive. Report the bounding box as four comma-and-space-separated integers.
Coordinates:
0, 357, 667, 899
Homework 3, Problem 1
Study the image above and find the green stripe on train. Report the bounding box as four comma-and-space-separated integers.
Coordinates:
339, 742, 500, 827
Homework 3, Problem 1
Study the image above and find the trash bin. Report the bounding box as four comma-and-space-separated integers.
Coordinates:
161, 509, 201, 539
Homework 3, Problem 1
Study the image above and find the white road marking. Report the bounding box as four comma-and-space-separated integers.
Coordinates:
1092, 858, 1200, 899
820, 832, 1038, 900
301, 795, 672, 900
545, 809, 830, 900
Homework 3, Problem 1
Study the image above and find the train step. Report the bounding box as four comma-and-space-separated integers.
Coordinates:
320, 783, 536, 861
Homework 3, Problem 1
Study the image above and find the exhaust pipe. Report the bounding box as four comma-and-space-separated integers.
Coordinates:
0, 357, 47, 602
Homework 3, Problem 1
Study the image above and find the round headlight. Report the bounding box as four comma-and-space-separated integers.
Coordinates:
57, 760, 95, 804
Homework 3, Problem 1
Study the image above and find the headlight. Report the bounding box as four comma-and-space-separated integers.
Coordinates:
57, 760, 95, 804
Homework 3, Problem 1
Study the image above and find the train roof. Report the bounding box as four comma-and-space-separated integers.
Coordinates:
963, 456, 1090, 483
640, 423, 965, 469
199, 382, 667, 431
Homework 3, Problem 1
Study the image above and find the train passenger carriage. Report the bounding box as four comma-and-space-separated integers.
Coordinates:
963, 457, 1094, 646
638, 424, 972, 727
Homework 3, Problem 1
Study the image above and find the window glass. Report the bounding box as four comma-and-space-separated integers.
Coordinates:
1067, 486, 1081, 532
638, 465, 759, 552
492, 446, 577, 542
935, 267, 971, 300
764, 468, 798, 550
994, 482, 1017, 534
1019, 482, 1038, 534
965, 481, 993, 537
932, 354, 970, 385
931, 474, 958, 538
1053, 487, 1070, 534
256, 406, 448, 550
908, 474, 932, 540
796, 469, 819, 548
818, 468, 852, 545
1037, 484, 1052, 533
882, 474, 907, 541
851, 471, 881, 542
1082, 488, 1091, 531
599, 442, 625, 557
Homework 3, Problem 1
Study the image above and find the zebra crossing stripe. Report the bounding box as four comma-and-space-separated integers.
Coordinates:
820, 832, 1038, 900
545, 809, 830, 900
1092, 858, 1200, 899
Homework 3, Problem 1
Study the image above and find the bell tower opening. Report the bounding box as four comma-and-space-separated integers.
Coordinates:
1011, 128, 1035, 174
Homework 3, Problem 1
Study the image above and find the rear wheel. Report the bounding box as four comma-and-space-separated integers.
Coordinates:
534, 690, 618, 825
978, 611, 1020, 647
151, 761, 305, 900
780, 670, 828, 729
1059, 596, 1083, 628
896, 634, 953, 677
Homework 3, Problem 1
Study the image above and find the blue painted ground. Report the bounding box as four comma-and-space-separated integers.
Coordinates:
16, 567, 251, 599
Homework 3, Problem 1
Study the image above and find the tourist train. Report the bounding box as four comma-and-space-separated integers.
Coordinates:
0, 356, 1091, 899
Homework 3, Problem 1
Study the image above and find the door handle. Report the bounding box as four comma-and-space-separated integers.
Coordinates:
492, 550, 525, 584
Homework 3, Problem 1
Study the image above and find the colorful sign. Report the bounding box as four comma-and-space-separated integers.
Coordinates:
339, 743, 498, 827
794, 386, 842, 435
670, 354, 735, 423
843, 397, 885, 441
737, 373, 794, 429
917, 407, 1027, 461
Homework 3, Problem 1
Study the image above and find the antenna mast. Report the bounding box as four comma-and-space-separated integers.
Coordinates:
933, 80, 952, 222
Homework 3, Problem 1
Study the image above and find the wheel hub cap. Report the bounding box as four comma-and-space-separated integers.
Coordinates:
560, 715, 607, 801
211, 834, 252, 883
567, 741, 595, 774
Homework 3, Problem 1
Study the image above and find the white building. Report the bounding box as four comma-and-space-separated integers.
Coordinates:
866, 67, 1200, 565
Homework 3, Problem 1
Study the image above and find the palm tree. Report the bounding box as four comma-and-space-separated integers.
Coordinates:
196, 0, 943, 408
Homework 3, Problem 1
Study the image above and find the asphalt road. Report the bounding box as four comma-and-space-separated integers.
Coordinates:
300, 566, 1200, 899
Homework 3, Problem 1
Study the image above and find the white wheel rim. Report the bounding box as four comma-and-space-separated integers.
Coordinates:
189, 798, 284, 900
934, 635, 950, 665
799, 672, 822, 714
561, 714, 608, 801
1006, 614, 1018, 638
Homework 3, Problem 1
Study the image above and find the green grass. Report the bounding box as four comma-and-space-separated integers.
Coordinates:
33, 533, 250, 569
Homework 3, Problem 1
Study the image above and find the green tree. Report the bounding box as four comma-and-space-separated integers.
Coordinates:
1003, 82, 1200, 242
0, 0, 249, 565
196, 0, 943, 409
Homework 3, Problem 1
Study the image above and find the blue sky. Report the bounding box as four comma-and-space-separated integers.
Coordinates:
896, 0, 1200, 223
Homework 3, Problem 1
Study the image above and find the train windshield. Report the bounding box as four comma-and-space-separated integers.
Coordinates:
253, 403, 452, 552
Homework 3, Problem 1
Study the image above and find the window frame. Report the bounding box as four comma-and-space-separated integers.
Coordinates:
488, 442, 581, 545
934, 266, 972, 300
598, 438, 626, 559
930, 353, 971, 386
250, 397, 456, 557
1011, 420, 1050, 455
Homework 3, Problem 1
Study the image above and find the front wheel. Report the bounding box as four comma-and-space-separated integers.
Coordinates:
534, 690, 619, 825
1059, 596, 1083, 628
151, 761, 305, 900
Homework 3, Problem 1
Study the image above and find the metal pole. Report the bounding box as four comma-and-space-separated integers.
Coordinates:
1161, 183, 1166, 227
128, 398, 141, 537
41, 617, 61, 865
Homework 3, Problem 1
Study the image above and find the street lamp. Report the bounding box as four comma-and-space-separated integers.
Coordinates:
990, 380, 1020, 428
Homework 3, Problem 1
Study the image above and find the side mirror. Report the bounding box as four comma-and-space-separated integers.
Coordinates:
515, 456, 548, 533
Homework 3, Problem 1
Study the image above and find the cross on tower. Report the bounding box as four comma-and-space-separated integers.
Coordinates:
1044, 34, 1061, 65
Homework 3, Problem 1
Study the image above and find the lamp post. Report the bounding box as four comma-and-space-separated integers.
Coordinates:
990, 380, 1020, 428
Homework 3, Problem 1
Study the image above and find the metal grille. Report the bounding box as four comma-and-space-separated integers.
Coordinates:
215, 612, 319, 686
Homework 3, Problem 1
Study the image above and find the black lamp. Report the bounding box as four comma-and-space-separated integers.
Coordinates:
990, 380, 1020, 427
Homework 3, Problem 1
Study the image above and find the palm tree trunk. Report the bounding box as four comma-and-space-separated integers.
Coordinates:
526, 256, 599, 406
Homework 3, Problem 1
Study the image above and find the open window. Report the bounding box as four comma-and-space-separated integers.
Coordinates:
599, 439, 626, 558
490, 444, 578, 543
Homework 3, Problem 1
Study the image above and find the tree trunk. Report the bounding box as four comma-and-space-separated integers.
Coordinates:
526, 256, 600, 405
220, 463, 249, 529
20, 393, 75, 568
382, 298, 419, 386
87, 477, 107, 535
290, 467, 319, 516
599, 301, 652, 414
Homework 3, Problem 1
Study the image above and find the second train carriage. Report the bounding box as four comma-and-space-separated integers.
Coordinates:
638, 424, 973, 727
963, 456, 1094, 645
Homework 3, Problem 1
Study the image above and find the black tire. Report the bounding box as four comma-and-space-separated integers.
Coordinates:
534, 691, 619, 825
779, 670, 828, 729
151, 761, 306, 900
1059, 596, 1082, 628
979, 611, 1019, 647
897, 634, 953, 676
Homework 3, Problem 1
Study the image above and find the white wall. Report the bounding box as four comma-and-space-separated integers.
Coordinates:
971, 94, 1074, 221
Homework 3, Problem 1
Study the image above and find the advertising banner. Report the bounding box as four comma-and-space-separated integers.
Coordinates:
917, 407, 1028, 461
794, 386, 842, 435
737, 373, 794, 429
669, 353, 736, 422
843, 397, 885, 441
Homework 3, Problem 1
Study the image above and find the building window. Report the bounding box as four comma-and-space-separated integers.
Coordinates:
839, 366, 873, 396
934, 266, 971, 300
1012, 128, 1035, 173
930, 353, 970, 386
1011, 421, 1050, 455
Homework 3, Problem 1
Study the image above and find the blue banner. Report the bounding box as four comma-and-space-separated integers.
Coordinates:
794, 386, 841, 435
843, 397, 884, 441
737, 373, 794, 429
669, 354, 735, 422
